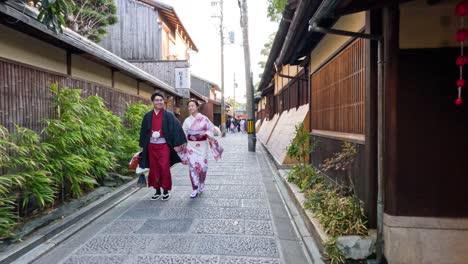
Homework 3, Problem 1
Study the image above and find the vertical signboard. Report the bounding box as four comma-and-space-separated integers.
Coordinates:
175, 67, 191, 98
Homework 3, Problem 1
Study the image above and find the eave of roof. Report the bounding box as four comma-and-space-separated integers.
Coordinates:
0, 0, 179, 96
191, 74, 219, 87
138, 0, 198, 52
257, 0, 298, 91
190, 89, 208, 102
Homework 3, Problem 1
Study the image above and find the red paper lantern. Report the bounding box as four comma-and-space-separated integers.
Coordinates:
456, 55, 468, 65
456, 28, 468, 41
455, 2, 466, 106
456, 1, 468, 16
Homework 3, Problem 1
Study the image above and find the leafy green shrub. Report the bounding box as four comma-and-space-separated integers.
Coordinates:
44, 85, 118, 198
287, 164, 322, 191
0, 85, 147, 238
285, 123, 368, 263
8, 125, 55, 211
0, 126, 19, 238
321, 141, 357, 194
287, 122, 317, 167
305, 184, 367, 237
113, 102, 150, 175
324, 237, 346, 264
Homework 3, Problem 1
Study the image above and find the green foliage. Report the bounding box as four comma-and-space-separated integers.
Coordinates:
66, 0, 118, 42
0, 84, 145, 238
44, 85, 113, 197
8, 125, 55, 210
266, 0, 287, 22
287, 122, 317, 166
258, 32, 276, 74
321, 141, 357, 172
33, 0, 71, 33
321, 141, 357, 194
113, 102, 150, 175
304, 183, 367, 237
0, 126, 19, 238
324, 237, 346, 264
287, 164, 321, 191
285, 124, 367, 263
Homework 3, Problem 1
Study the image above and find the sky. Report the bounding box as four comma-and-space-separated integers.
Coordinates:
159, 0, 278, 103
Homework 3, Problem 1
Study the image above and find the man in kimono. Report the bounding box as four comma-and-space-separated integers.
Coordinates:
139, 92, 187, 201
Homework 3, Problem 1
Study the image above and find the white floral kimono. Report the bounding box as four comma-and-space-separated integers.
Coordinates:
180, 113, 221, 190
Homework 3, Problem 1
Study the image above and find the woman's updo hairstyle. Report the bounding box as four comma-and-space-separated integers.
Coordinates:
187, 99, 200, 107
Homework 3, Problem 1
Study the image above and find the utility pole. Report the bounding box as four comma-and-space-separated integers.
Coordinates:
233, 72, 237, 118
211, 0, 226, 137
239, 0, 256, 151
219, 0, 226, 137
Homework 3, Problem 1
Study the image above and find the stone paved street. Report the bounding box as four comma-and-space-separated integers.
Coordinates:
32, 133, 311, 264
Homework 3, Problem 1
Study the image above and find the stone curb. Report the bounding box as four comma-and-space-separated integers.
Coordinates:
258, 143, 324, 264
0, 179, 140, 264
277, 169, 328, 253
277, 170, 377, 261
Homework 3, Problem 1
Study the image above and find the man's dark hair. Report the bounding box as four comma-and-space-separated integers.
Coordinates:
151, 92, 165, 101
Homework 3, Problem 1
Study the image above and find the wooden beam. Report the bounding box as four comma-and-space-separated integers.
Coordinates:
111, 68, 115, 88
383, 4, 400, 214
137, 80, 140, 95
334, 0, 411, 16
66, 50, 71, 75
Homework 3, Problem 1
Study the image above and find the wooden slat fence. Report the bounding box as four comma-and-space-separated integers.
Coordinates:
0, 58, 150, 134
311, 38, 366, 134
274, 69, 308, 115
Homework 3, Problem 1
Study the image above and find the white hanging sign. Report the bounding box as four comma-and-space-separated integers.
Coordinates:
175, 68, 191, 89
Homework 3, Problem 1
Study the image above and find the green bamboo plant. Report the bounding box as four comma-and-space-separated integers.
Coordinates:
8, 125, 55, 211
43, 85, 97, 198
0, 126, 19, 238
113, 102, 150, 175
0, 84, 146, 238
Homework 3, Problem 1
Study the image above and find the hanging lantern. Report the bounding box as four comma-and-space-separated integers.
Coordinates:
455, 1, 467, 106
456, 55, 468, 65
456, 1, 468, 16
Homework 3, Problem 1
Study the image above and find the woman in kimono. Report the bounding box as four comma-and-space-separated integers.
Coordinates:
182, 99, 217, 198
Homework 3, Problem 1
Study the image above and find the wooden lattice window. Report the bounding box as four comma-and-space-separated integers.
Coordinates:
311, 38, 366, 135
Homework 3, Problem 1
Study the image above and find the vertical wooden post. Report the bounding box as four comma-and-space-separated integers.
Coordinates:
364, 9, 381, 230
111, 69, 115, 88
383, 5, 399, 214
137, 81, 140, 95
381, 5, 400, 262
66, 51, 72, 76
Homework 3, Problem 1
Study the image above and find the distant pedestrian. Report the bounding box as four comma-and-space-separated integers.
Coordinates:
240, 119, 246, 133
229, 117, 236, 133
139, 92, 187, 201
180, 100, 223, 198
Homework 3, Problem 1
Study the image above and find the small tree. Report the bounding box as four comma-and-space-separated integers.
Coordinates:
321, 141, 357, 194
66, 0, 118, 42
32, 0, 71, 33
287, 122, 316, 167
266, 0, 287, 22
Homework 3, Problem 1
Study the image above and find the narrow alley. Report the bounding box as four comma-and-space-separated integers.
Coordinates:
30, 133, 317, 264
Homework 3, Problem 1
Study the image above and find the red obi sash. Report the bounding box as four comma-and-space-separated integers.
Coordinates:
188, 134, 208, 141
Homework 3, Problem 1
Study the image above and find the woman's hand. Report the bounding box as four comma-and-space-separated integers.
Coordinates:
174, 143, 186, 152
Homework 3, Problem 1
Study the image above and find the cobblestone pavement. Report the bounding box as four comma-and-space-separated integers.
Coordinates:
32, 133, 310, 264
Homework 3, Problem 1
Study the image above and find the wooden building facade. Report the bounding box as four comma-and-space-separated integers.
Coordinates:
0, 0, 179, 133
257, 0, 468, 262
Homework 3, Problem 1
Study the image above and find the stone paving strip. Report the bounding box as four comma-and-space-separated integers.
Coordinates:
32, 134, 310, 264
